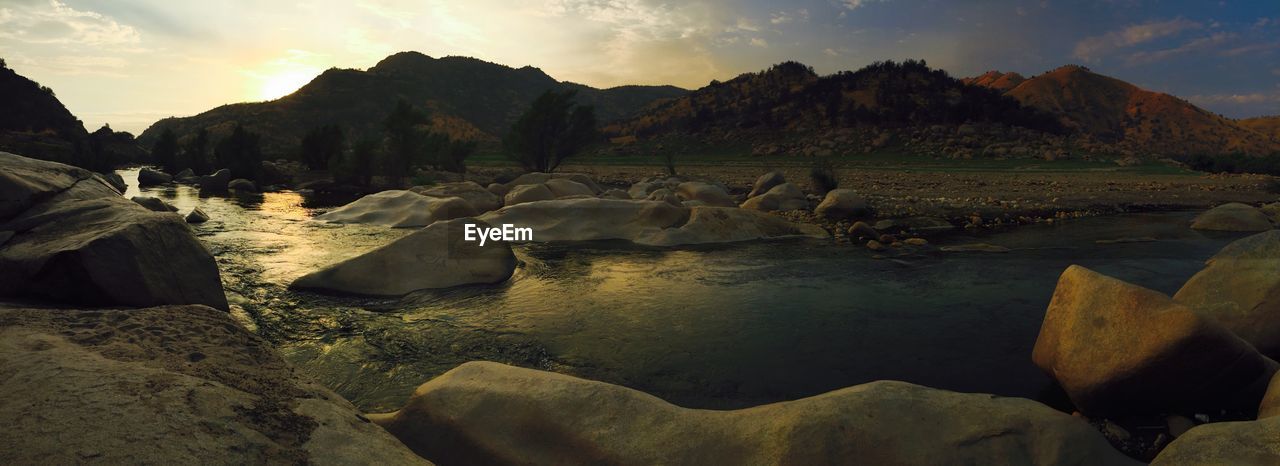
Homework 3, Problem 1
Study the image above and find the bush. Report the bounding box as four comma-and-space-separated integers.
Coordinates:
504, 89, 598, 172
810, 158, 839, 195
214, 124, 264, 181
1176, 152, 1280, 176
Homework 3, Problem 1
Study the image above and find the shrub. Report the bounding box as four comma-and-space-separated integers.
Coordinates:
810, 158, 839, 195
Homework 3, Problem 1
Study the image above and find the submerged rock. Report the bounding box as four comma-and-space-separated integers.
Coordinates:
411, 181, 502, 213
371, 361, 1136, 466
814, 189, 870, 219
477, 198, 827, 246
292, 218, 516, 296
137, 167, 171, 186
1190, 203, 1273, 232
131, 196, 178, 212
0, 153, 227, 310
1175, 230, 1280, 358
1032, 265, 1276, 416
0, 304, 429, 466
316, 190, 477, 228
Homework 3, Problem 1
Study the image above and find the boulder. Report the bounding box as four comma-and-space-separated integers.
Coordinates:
371, 361, 1136, 466
1260, 371, 1280, 419
411, 181, 503, 213
814, 189, 870, 219
0, 153, 227, 310
627, 181, 660, 199
747, 171, 787, 198
847, 221, 880, 240
675, 181, 736, 207
0, 305, 429, 466
174, 168, 194, 179
486, 182, 510, 198
137, 167, 171, 186
99, 171, 127, 193
292, 218, 516, 296
477, 198, 828, 246
1263, 202, 1280, 222
1190, 203, 1273, 232
185, 207, 209, 224
316, 190, 478, 228
504, 183, 556, 206
1032, 265, 1276, 416
600, 189, 630, 200
506, 172, 602, 194
543, 178, 595, 198
1151, 416, 1280, 465
1175, 231, 1280, 358
130, 196, 178, 212
227, 178, 258, 192
740, 183, 807, 212
198, 169, 231, 193
645, 188, 682, 206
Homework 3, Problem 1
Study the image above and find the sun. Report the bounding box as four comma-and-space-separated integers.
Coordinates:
258, 70, 315, 101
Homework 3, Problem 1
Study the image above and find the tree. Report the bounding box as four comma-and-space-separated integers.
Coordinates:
151, 128, 179, 173
299, 124, 345, 171
183, 128, 210, 175
504, 89, 598, 173
383, 99, 429, 184
332, 135, 378, 186
215, 124, 264, 181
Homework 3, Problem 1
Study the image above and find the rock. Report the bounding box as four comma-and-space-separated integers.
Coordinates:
137, 167, 172, 186
1190, 203, 1273, 232
292, 218, 516, 296
627, 181, 660, 199
506, 172, 602, 194
227, 178, 257, 192
174, 168, 194, 179
1263, 202, 1280, 222
940, 243, 1010, 253
740, 183, 807, 212
1174, 231, 1280, 358
814, 189, 870, 219
0, 305, 429, 466
371, 361, 1136, 466
874, 217, 956, 233
1151, 416, 1280, 465
1261, 371, 1280, 419
600, 189, 630, 200
0, 153, 227, 310
504, 183, 556, 206
130, 196, 178, 212
477, 198, 827, 247
847, 221, 880, 240
866, 240, 886, 251
316, 190, 478, 228
543, 178, 595, 198
675, 181, 736, 207
1166, 415, 1196, 438
486, 182, 510, 198
98, 171, 127, 193
747, 171, 787, 198
645, 188, 682, 206
904, 238, 929, 246
411, 181, 503, 213
185, 207, 209, 224
1032, 265, 1277, 416
198, 169, 231, 193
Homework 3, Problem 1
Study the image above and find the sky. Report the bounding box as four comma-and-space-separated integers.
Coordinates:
1, 0, 1277, 134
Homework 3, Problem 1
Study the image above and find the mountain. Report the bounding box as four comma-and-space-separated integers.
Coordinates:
994, 65, 1278, 156
961, 71, 1025, 92
140, 52, 686, 156
1240, 116, 1280, 140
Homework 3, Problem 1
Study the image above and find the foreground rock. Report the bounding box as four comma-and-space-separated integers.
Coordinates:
1032, 265, 1276, 416
814, 189, 871, 219
0, 304, 428, 465
316, 190, 477, 228
1151, 415, 1280, 465
1190, 202, 1273, 232
478, 198, 828, 246
1175, 231, 1280, 358
410, 181, 502, 213
0, 153, 227, 310
292, 218, 516, 296
371, 361, 1136, 466
137, 167, 171, 185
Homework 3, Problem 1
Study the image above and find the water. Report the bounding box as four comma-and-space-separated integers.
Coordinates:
120, 168, 1249, 412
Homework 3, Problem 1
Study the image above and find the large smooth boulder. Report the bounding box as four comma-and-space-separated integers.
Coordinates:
0, 305, 429, 466
675, 181, 736, 207
747, 171, 787, 198
506, 172, 602, 194
740, 183, 807, 212
814, 189, 871, 219
543, 178, 595, 198
1151, 415, 1280, 465
292, 218, 516, 296
1032, 265, 1276, 416
137, 167, 171, 186
131, 196, 178, 212
411, 181, 502, 213
316, 190, 477, 228
371, 361, 1136, 466
0, 153, 227, 310
1175, 231, 1280, 358
503, 183, 555, 206
1190, 203, 1273, 232
478, 198, 827, 246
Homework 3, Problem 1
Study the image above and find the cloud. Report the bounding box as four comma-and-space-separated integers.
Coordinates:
1125, 32, 1233, 64
1073, 18, 1201, 61
0, 0, 141, 45
838, 0, 886, 10
749, 37, 768, 48
770, 9, 809, 25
